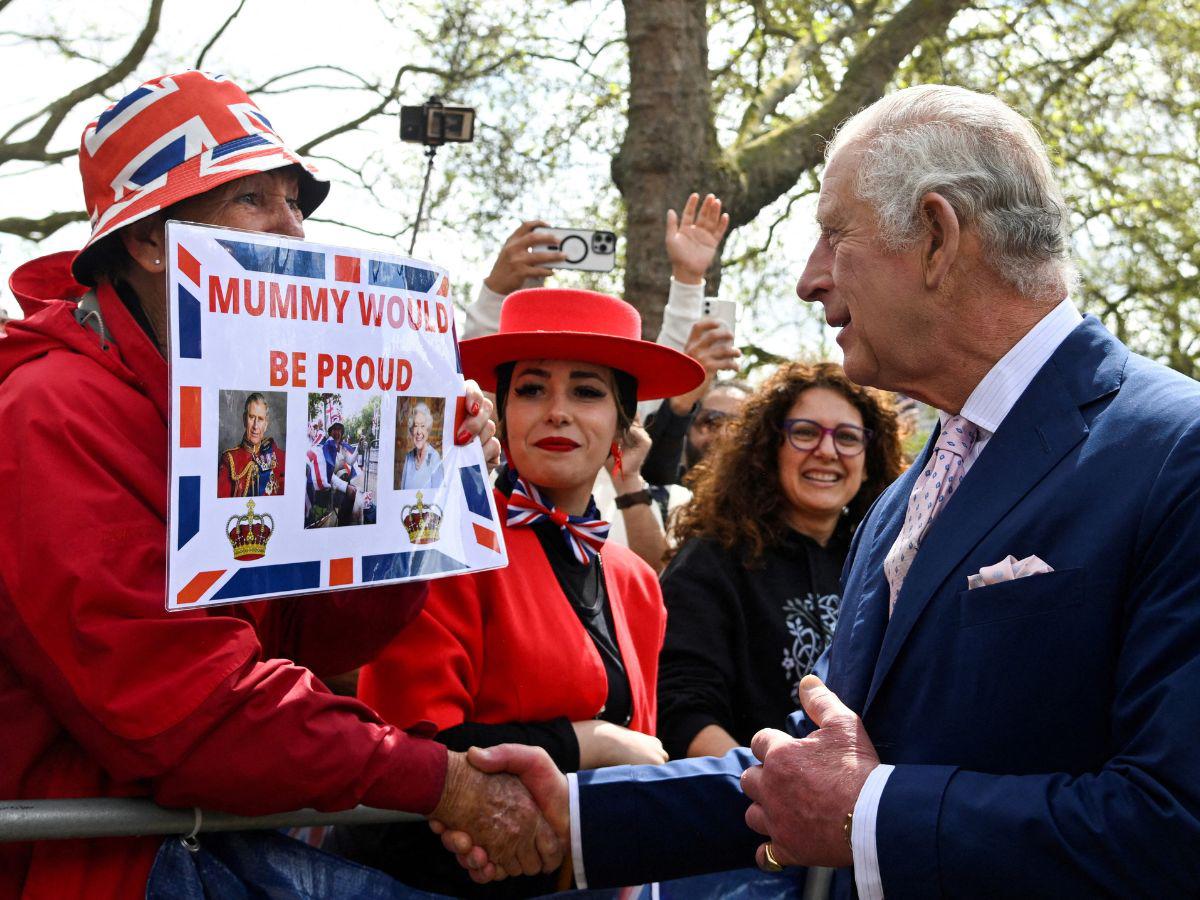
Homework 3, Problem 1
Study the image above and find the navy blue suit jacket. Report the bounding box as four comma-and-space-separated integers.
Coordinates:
577, 318, 1200, 897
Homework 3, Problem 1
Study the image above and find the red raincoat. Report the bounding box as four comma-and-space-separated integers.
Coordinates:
0, 253, 447, 899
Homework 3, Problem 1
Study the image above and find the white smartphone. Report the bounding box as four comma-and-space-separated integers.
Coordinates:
702, 297, 738, 337
535, 227, 618, 273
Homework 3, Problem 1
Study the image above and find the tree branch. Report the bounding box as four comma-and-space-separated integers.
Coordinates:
731, 0, 971, 226
0, 209, 88, 240
195, 0, 248, 69
0, 0, 164, 164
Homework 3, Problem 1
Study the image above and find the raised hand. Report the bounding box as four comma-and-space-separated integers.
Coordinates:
428, 749, 565, 883
434, 745, 570, 884
572, 719, 669, 768
665, 193, 731, 285
741, 675, 880, 869
484, 220, 566, 296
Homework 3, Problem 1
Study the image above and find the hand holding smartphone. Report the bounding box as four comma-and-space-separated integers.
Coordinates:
534, 227, 618, 273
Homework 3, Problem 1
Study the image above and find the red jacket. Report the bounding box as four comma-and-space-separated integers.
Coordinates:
0, 253, 447, 900
359, 491, 665, 739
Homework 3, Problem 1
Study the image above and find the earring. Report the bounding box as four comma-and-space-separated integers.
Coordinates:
154, 258, 162, 266
610, 441, 623, 478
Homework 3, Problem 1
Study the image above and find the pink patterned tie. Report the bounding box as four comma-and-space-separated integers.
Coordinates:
883, 415, 980, 614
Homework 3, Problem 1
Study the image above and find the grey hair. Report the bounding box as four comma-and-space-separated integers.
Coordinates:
408, 401, 433, 430
828, 85, 1076, 301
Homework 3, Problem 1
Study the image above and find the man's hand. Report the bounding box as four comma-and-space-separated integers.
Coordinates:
429, 749, 565, 883
741, 675, 880, 869
666, 193, 730, 285
484, 221, 566, 296
456, 382, 500, 469
433, 745, 570, 884
669, 319, 740, 415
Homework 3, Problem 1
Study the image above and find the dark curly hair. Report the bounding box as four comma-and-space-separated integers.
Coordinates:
670, 362, 905, 564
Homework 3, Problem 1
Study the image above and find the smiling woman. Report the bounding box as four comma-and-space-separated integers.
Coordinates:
351, 287, 705, 897
657, 361, 904, 761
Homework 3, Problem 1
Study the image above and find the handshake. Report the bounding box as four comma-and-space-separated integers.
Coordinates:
429, 745, 570, 884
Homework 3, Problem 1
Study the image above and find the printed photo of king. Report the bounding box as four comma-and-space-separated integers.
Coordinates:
217, 390, 287, 498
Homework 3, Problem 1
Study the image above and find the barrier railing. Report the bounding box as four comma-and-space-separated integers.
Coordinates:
0, 798, 421, 842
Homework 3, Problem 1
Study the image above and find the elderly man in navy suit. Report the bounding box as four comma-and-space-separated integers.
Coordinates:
441, 84, 1200, 898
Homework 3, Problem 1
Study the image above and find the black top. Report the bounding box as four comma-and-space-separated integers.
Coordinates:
640, 398, 694, 485
657, 530, 847, 759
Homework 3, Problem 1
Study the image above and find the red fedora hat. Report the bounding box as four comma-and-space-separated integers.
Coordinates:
460, 288, 705, 401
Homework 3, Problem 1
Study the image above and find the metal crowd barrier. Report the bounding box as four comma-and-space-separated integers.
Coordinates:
0, 798, 421, 842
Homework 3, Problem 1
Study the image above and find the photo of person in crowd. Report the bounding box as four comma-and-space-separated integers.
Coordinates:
305, 393, 380, 527
395, 397, 445, 491
217, 390, 287, 498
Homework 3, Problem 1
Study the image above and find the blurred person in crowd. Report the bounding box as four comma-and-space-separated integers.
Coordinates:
682, 379, 751, 470
347, 287, 704, 897
400, 400, 444, 490
218, 391, 285, 498
445, 84, 1200, 900
0, 71, 556, 899
657, 362, 903, 761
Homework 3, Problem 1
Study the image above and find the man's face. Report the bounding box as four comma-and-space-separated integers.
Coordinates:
685, 386, 748, 468
244, 400, 268, 446
795, 145, 930, 390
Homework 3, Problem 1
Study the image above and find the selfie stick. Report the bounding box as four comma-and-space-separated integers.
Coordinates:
408, 145, 438, 255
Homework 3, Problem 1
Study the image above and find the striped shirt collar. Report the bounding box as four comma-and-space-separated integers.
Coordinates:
940, 298, 1084, 437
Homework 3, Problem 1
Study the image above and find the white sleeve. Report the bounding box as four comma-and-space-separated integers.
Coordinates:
567, 772, 587, 889
655, 277, 705, 351
852, 763, 895, 900
634, 278, 706, 422
463, 283, 506, 340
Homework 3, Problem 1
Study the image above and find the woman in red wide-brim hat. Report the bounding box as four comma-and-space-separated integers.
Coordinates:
353, 287, 705, 897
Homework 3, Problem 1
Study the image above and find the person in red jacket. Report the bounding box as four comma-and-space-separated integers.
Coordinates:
0, 70, 559, 899
350, 287, 705, 896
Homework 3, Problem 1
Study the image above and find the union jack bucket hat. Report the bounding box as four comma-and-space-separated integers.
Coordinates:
72, 70, 329, 285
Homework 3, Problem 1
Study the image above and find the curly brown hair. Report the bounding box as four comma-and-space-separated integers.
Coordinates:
670, 362, 905, 564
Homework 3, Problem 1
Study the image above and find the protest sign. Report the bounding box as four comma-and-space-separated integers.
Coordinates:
165, 222, 506, 610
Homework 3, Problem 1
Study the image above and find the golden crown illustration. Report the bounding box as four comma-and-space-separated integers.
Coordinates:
226, 499, 274, 561
401, 492, 443, 545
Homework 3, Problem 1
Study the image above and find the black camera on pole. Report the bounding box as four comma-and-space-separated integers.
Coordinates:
400, 96, 475, 146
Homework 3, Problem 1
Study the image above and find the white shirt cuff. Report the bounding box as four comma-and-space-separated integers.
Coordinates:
852, 763, 894, 900
656, 277, 705, 351
567, 772, 587, 889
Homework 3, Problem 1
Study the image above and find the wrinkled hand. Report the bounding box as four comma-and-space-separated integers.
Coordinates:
429, 749, 564, 884
433, 745, 570, 884
456, 382, 500, 470
741, 675, 879, 869
484, 220, 566, 295
666, 193, 730, 284
669, 319, 740, 414
572, 719, 669, 768
605, 419, 652, 492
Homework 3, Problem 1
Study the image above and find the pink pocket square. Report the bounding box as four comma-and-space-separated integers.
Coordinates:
967, 554, 1054, 590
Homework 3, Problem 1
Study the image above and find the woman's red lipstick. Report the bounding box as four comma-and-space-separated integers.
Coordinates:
534, 437, 580, 452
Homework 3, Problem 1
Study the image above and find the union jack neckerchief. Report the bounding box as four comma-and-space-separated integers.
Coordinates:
506, 475, 609, 564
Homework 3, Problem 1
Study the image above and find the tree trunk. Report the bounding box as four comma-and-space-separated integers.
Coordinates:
614, 0, 735, 338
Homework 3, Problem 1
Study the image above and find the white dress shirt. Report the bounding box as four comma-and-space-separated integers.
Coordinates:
852, 298, 1082, 899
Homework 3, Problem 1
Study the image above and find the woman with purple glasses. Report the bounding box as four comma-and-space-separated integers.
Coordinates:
658, 361, 904, 760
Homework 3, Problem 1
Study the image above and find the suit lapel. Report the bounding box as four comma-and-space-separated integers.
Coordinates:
833, 441, 931, 713
863, 318, 1124, 714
